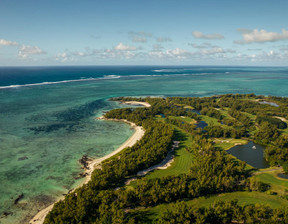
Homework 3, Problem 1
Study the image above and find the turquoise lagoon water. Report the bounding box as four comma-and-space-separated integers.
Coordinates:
0, 66, 288, 223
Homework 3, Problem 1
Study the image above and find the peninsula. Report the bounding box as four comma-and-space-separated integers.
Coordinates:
39, 95, 288, 223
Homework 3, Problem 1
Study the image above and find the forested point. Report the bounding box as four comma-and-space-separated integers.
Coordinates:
45, 94, 288, 224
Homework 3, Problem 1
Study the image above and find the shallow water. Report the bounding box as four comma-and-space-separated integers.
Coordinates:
259, 101, 279, 107
227, 141, 269, 169
278, 173, 288, 179
0, 66, 288, 223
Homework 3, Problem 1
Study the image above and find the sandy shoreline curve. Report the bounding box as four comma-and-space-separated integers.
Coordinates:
122, 101, 151, 107
29, 117, 145, 224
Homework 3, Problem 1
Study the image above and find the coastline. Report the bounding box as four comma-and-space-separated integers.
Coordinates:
122, 101, 151, 107
29, 117, 145, 224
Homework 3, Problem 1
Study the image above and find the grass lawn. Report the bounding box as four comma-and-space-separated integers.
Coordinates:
281, 127, 288, 135
255, 171, 288, 196
168, 115, 196, 123
200, 115, 221, 126
200, 115, 232, 130
184, 191, 288, 208
184, 105, 194, 109
133, 191, 288, 221
145, 145, 193, 179
217, 108, 234, 120
213, 138, 249, 150
145, 130, 194, 180
242, 111, 257, 120
173, 103, 194, 109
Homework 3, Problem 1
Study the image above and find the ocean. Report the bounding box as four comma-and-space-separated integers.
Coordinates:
0, 66, 288, 223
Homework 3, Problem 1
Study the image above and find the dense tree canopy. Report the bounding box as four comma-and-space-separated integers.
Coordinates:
45, 94, 288, 223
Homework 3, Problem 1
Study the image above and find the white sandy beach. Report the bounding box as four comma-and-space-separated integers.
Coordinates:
29, 118, 144, 224
123, 101, 151, 107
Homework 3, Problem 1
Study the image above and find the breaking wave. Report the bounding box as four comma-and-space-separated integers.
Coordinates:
0, 75, 121, 89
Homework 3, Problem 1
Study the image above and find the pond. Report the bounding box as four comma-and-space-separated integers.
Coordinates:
259, 101, 279, 107
192, 109, 201, 115
196, 121, 208, 129
227, 141, 269, 169
277, 173, 288, 179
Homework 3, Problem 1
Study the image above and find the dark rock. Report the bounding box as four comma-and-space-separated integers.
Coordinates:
74, 172, 88, 180
18, 156, 28, 161
14, 193, 24, 204
36, 165, 43, 169
79, 172, 88, 177
46, 176, 63, 181
78, 155, 91, 170
2, 211, 13, 217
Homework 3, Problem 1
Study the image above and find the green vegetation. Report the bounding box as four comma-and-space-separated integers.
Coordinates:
154, 200, 288, 223
186, 191, 288, 208
200, 115, 221, 126
255, 172, 288, 196
213, 138, 249, 151
145, 138, 193, 179
45, 94, 288, 224
142, 191, 288, 219
256, 114, 287, 129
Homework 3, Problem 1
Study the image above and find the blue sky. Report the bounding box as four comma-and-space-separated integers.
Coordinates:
0, 0, 288, 66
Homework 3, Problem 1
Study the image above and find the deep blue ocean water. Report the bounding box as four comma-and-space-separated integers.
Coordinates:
0, 66, 288, 223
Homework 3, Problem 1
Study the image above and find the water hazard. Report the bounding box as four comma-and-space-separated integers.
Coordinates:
227, 141, 269, 169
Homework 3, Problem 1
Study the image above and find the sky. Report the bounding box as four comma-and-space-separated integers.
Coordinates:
0, 0, 288, 66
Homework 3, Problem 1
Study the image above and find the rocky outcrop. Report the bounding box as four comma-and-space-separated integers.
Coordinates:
14, 193, 24, 205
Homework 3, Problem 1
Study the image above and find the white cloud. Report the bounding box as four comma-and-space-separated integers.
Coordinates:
192, 31, 224, 39
247, 48, 262, 51
279, 45, 288, 51
198, 47, 236, 55
90, 35, 101, 39
156, 37, 172, 42
129, 31, 152, 38
235, 29, 288, 44
75, 52, 85, 56
56, 51, 88, 62
148, 51, 165, 58
148, 44, 237, 61
128, 31, 152, 43
115, 42, 137, 51
189, 42, 218, 49
166, 48, 190, 59
55, 45, 140, 62
104, 48, 136, 59
235, 50, 288, 63
152, 44, 164, 51
18, 45, 46, 58
132, 36, 147, 43
55, 52, 68, 62
189, 42, 236, 57
0, 39, 18, 46
149, 48, 191, 60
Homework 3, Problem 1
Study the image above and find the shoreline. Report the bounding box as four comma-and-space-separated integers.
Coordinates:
122, 101, 151, 107
29, 118, 145, 224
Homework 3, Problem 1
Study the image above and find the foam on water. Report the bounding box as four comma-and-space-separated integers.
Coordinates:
1, 66, 288, 223
0, 75, 121, 89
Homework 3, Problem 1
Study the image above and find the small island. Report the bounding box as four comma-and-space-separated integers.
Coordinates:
40, 94, 288, 223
